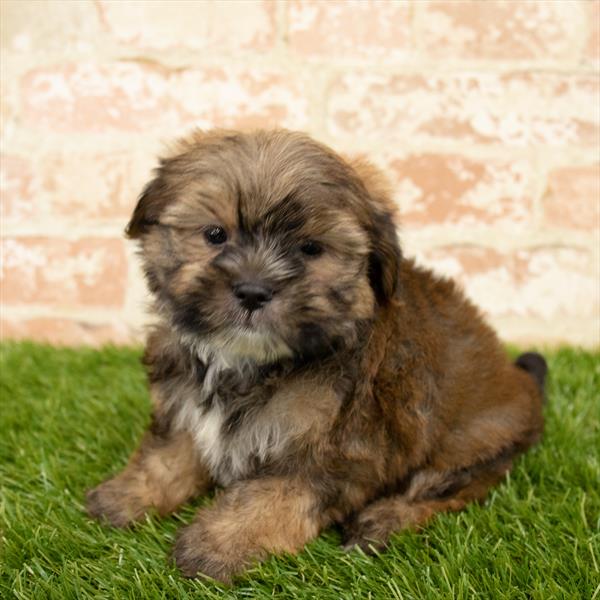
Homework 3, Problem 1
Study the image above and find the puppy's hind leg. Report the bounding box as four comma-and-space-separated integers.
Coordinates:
342, 451, 516, 553
86, 429, 212, 527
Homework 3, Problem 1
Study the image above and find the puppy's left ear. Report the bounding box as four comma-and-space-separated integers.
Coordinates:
125, 166, 169, 239
350, 158, 402, 304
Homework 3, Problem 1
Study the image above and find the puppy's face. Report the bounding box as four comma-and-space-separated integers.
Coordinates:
127, 130, 400, 364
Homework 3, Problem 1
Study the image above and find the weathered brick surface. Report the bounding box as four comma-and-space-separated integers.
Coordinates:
585, 1, 600, 64
21, 63, 308, 133
328, 72, 599, 147
1, 0, 598, 346
288, 0, 412, 60
387, 154, 534, 228
419, 1, 583, 61
21, 63, 180, 133
1, 152, 149, 222
97, 0, 276, 52
1, 238, 127, 308
543, 165, 600, 231
1, 155, 34, 221
417, 246, 598, 320
174, 67, 309, 131
1, 0, 103, 55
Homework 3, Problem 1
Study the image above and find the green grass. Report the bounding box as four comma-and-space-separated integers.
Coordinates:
0, 342, 598, 599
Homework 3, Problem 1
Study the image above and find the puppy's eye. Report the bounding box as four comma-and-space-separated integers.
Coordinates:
300, 240, 323, 257
204, 226, 227, 245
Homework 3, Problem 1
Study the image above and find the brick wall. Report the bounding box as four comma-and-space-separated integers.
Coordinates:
1, 0, 598, 347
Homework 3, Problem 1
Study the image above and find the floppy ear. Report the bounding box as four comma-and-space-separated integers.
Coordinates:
349, 158, 402, 304
125, 172, 170, 239
367, 207, 402, 304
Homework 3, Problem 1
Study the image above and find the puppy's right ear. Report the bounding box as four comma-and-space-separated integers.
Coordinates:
125, 173, 168, 239
349, 158, 402, 304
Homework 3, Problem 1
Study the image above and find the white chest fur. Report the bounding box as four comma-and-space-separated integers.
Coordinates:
174, 394, 289, 485
170, 341, 342, 484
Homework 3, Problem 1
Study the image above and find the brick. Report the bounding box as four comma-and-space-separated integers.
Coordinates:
288, 0, 412, 60
543, 164, 600, 231
97, 0, 275, 51
386, 154, 534, 227
0, 238, 127, 308
1, 152, 149, 223
0, 0, 102, 55
210, 1, 277, 51
0, 317, 133, 346
585, 1, 600, 63
0, 77, 17, 138
328, 72, 599, 147
0, 155, 35, 221
41, 153, 149, 221
21, 62, 182, 133
21, 63, 308, 133
417, 245, 598, 319
174, 66, 309, 130
420, 1, 583, 61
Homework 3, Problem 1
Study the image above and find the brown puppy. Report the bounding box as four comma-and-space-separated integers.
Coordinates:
87, 129, 546, 583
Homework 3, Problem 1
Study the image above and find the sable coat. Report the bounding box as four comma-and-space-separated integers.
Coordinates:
87, 129, 546, 583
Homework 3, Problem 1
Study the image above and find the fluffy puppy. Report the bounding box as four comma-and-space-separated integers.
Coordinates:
87, 129, 547, 583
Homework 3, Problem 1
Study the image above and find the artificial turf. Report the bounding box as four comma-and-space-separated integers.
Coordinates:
0, 342, 598, 599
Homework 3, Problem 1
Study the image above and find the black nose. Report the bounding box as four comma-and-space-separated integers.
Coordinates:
233, 282, 273, 311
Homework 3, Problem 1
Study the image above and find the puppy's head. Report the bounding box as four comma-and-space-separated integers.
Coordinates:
127, 130, 401, 364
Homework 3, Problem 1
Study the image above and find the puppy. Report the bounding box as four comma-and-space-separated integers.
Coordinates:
87, 129, 546, 583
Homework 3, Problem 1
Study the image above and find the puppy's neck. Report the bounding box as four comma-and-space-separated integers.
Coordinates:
182, 328, 291, 364
178, 329, 292, 397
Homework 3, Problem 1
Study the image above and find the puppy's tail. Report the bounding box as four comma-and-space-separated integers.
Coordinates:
515, 352, 548, 402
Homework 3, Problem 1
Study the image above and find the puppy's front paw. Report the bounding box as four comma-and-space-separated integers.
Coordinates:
173, 521, 240, 584
86, 477, 146, 528
342, 509, 398, 554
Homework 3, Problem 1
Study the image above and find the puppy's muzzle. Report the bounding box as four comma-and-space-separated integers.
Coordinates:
233, 281, 273, 312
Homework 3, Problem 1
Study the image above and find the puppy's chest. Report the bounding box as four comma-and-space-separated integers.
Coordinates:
174, 368, 337, 485
176, 398, 280, 485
